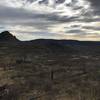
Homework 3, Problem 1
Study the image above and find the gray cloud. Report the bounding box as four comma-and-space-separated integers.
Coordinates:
0, 6, 56, 30
83, 26, 100, 31
88, 0, 100, 8
0, 5, 78, 32
0, 0, 100, 41
0, 5, 77, 23
0, 6, 45, 21
88, 0, 100, 15
66, 29, 85, 34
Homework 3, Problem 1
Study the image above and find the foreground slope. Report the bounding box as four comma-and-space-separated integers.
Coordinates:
0, 31, 100, 100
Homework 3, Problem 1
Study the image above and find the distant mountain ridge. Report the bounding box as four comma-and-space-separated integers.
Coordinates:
0, 31, 100, 55
0, 31, 100, 46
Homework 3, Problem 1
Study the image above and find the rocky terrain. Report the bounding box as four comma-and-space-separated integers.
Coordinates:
0, 31, 100, 100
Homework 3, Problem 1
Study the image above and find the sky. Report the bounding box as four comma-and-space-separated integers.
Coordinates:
0, 0, 100, 41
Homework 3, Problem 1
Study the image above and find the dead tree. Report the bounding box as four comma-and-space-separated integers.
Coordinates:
50, 70, 54, 81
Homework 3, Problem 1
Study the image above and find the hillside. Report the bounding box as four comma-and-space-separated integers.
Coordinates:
0, 31, 100, 100
0, 31, 19, 42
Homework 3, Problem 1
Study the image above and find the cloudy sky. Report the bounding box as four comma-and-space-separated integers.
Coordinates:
0, 0, 100, 41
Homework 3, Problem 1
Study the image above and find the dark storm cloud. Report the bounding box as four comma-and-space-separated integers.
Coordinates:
0, 6, 45, 20
56, 0, 65, 4
88, 0, 100, 7
0, 0, 99, 40
0, 5, 75, 22
47, 15, 78, 23
70, 25, 81, 28
28, 0, 35, 3
0, 5, 78, 31
83, 26, 100, 31
0, 6, 56, 30
88, 0, 100, 15
0, 1, 92, 25
38, 0, 48, 4
66, 29, 85, 34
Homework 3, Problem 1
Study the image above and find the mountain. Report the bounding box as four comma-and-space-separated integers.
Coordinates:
1, 31, 100, 46
0, 31, 19, 42
0, 30, 100, 100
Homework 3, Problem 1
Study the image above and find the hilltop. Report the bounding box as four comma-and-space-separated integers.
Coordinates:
0, 31, 19, 42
